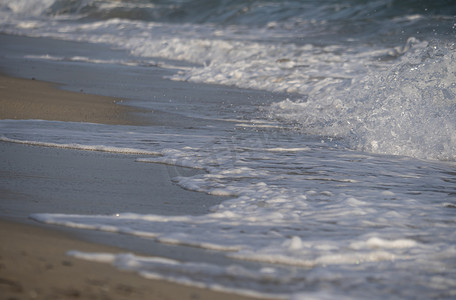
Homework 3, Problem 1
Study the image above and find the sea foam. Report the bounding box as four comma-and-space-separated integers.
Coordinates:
269, 40, 456, 160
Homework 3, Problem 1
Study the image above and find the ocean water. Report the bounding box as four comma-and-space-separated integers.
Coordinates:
1, 0, 456, 299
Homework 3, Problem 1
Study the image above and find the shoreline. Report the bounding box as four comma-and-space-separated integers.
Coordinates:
0, 72, 262, 299
0, 34, 265, 299
0, 219, 258, 300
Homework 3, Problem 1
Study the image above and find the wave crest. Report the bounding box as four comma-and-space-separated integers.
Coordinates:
269, 40, 456, 160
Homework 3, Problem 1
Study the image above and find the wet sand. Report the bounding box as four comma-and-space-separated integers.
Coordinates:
0, 219, 256, 300
0, 74, 152, 125
0, 48, 262, 299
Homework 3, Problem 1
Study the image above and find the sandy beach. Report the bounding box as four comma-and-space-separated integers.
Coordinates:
0, 60, 260, 299
0, 219, 258, 300
0, 74, 152, 126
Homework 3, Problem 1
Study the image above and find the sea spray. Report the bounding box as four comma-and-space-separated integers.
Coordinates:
269, 40, 456, 160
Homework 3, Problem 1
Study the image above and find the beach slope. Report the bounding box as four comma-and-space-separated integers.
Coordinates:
0, 219, 257, 300
0, 74, 151, 125
0, 72, 260, 299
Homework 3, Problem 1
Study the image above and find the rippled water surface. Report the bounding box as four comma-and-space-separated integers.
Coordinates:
1, 1, 455, 298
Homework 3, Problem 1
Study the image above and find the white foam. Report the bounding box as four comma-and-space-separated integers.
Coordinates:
67, 250, 117, 263
350, 237, 418, 250
3, 98, 455, 299
23, 54, 159, 67
0, 136, 159, 155
264, 147, 311, 152
3, 0, 455, 162
66, 250, 286, 299
7, 117, 452, 283
0, 0, 55, 16
1, 5, 455, 295
291, 291, 355, 300
67, 251, 179, 266
0, 3, 400, 97
268, 41, 456, 161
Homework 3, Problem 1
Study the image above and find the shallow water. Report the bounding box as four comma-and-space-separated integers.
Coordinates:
1, 1, 456, 299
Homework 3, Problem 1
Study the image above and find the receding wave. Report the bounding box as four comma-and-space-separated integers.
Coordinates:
1, 1, 455, 162
0, 136, 160, 155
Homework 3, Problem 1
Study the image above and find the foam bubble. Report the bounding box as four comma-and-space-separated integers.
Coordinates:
350, 237, 418, 250
269, 41, 456, 161
0, 0, 55, 16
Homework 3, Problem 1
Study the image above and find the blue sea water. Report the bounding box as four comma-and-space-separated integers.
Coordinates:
1, 1, 456, 299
